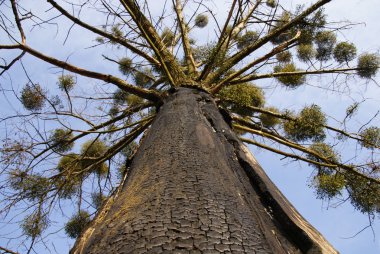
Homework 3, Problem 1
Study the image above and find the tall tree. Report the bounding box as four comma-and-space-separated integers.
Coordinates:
0, 0, 379, 253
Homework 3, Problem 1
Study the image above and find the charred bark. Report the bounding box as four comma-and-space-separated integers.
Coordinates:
71, 88, 338, 254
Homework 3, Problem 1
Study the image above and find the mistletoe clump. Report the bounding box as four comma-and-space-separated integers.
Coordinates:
283, 105, 326, 142
219, 83, 264, 116
295, 8, 326, 44
113, 89, 129, 105
266, 0, 277, 8
20, 84, 45, 111
193, 43, 228, 67
161, 28, 175, 47
58, 75, 75, 91
111, 25, 123, 40
195, 14, 208, 28
315, 31, 337, 61
133, 68, 153, 88
81, 139, 109, 176
306, 142, 344, 199
64, 210, 91, 239
357, 53, 380, 78
55, 154, 84, 198
274, 63, 306, 87
126, 94, 144, 106
236, 31, 259, 49
270, 12, 292, 44
91, 192, 107, 209
306, 142, 340, 173
313, 173, 345, 200
276, 51, 292, 63
50, 128, 74, 153
118, 57, 133, 75
333, 42, 357, 64
259, 107, 281, 128
21, 212, 49, 238
9, 171, 50, 201
360, 126, 380, 149
345, 172, 380, 214
297, 44, 316, 62
57, 154, 82, 175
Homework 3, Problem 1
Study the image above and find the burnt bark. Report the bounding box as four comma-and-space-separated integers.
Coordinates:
71, 88, 338, 254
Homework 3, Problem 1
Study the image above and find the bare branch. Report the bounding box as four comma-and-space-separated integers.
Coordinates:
45, 0, 159, 66
173, 0, 197, 75
16, 44, 162, 103
119, 0, 189, 86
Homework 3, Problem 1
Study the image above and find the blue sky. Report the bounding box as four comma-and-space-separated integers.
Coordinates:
0, 0, 380, 253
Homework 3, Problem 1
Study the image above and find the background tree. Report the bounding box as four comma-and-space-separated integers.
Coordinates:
0, 0, 379, 253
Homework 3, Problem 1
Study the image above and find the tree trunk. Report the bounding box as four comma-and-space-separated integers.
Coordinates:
71, 87, 338, 254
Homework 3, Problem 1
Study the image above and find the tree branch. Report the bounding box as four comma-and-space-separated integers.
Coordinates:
15, 44, 162, 103
173, 0, 197, 75
211, 30, 301, 94
231, 67, 360, 84
240, 135, 380, 185
119, 0, 189, 86
205, 0, 332, 85
46, 0, 159, 66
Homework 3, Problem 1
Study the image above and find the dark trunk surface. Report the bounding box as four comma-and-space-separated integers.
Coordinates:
71, 88, 338, 254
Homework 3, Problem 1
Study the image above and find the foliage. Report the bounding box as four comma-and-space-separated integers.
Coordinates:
109, 104, 120, 117
266, 0, 277, 8
283, 105, 326, 142
91, 192, 107, 209
64, 210, 91, 239
133, 68, 153, 88
56, 154, 83, 198
306, 142, 340, 174
276, 51, 292, 63
313, 173, 345, 200
236, 31, 259, 49
259, 107, 281, 128
113, 89, 129, 104
270, 11, 292, 44
126, 94, 144, 106
193, 43, 227, 67
274, 63, 306, 87
57, 153, 82, 175
315, 31, 336, 61
161, 28, 175, 47
20, 84, 45, 111
21, 212, 49, 238
111, 25, 123, 40
357, 53, 380, 78
346, 173, 380, 214
296, 7, 326, 44
58, 75, 75, 91
195, 14, 208, 28
218, 83, 265, 116
333, 42, 357, 64
360, 127, 380, 149
297, 43, 316, 62
345, 102, 359, 119
81, 140, 109, 176
118, 57, 133, 75
9, 171, 50, 201
50, 129, 74, 153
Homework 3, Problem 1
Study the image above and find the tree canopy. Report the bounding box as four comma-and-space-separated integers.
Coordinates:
0, 0, 379, 253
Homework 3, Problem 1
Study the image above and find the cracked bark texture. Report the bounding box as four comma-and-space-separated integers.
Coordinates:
71, 88, 338, 254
